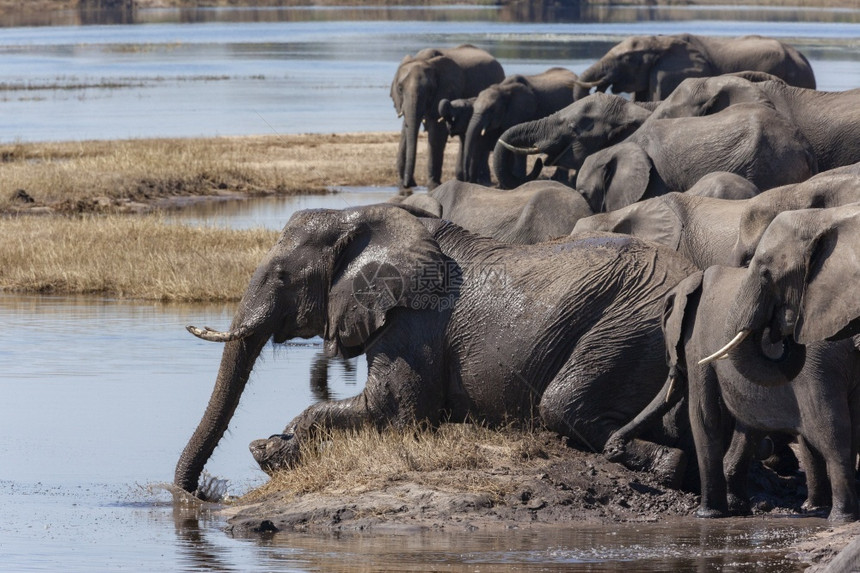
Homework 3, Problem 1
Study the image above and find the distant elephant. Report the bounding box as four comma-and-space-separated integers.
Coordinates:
174, 204, 698, 496
576, 103, 817, 213
391, 45, 504, 190
396, 179, 593, 244
649, 76, 860, 173
652, 266, 860, 522
573, 167, 860, 270
493, 92, 653, 189
451, 68, 578, 184
573, 34, 815, 101
437, 97, 478, 182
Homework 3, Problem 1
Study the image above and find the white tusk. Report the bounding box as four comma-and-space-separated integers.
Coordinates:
437, 116, 445, 123
397, 111, 403, 118
664, 375, 676, 403
481, 128, 487, 137
698, 330, 751, 365
497, 139, 541, 154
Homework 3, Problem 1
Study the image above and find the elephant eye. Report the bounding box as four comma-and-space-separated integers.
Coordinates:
576, 118, 595, 133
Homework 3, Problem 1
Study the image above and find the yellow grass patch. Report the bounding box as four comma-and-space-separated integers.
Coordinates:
244, 422, 553, 504
0, 215, 277, 301
0, 133, 460, 213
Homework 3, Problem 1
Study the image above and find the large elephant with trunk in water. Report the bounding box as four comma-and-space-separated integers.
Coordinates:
573, 34, 815, 101
390, 45, 504, 191
174, 204, 698, 497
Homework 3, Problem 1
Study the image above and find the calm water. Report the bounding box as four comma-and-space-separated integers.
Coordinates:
0, 5, 857, 141
3, 4, 859, 571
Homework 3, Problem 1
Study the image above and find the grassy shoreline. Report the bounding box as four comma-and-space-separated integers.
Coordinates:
0, 132, 459, 301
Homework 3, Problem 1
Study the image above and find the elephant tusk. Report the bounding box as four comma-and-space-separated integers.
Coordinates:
437, 116, 445, 123
664, 375, 676, 403
698, 330, 751, 365
497, 138, 541, 155
397, 111, 403, 118
574, 79, 604, 89
187, 324, 251, 343
481, 128, 487, 137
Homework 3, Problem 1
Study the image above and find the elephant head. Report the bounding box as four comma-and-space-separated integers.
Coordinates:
462, 76, 537, 182
174, 204, 446, 496
574, 35, 710, 101
700, 204, 860, 385
391, 53, 465, 188
576, 142, 660, 213
649, 75, 775, 120
493, 93, 651, 189
437, 97, 474, 139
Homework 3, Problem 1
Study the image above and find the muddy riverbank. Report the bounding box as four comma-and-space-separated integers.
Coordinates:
210, 425, 856, 571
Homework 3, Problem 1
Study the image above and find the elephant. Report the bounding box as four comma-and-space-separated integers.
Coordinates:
493, 92, 654, 189
573, 34, 815, 102
575, 102, 817, 213
668, 204, 860, 521
394, 179, 593, 244
450, 67, 578, 184
647, 266, 860, 522
572, 167, 860, 270
174, 203, 699, 496
648, 76, 860, 173
390, 45, 504, 190
437, 97, 479, 182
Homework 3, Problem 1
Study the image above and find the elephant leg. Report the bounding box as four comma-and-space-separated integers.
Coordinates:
723, 422, 760, 516
252, 323, 445, 474
539, 333, 686, 488
796, 436, 831, 513
689, 365, 729, 518
425, 121, 448, 190
802, 426, 859, 522
396, 123, 408, 184
454, 135, 467, 181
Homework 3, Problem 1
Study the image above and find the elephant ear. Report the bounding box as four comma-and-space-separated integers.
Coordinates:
793, 206, 860, 344
614, 195, 683, 249
662, 271, 704, 370
325, 205, 446, 356
650, 38, 711, 99
604, 143, 653, 212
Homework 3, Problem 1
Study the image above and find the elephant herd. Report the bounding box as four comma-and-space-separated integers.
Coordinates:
175, 34, 860, 523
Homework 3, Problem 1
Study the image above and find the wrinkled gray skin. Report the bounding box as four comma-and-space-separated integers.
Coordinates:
395, 179, 593, 244
391, 45, 504, 190
454, 68, 577, 184
576, 103, 817, 213
494, 92, 653, 189
574, 34, 815, 101
655, 267, 860, 522
699, 205, 860, 521
650, 76, 860, 172
174, 204, 698, 496
573, 166, 860, 270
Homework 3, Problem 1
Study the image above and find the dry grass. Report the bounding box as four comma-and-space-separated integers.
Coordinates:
244, 422, 552, 504
0, 133, 449, 213
0, 215, 277, 301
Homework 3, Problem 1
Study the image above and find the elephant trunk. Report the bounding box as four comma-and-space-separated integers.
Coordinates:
573, 66, 608, 100
463, 112, 490, 182
175, 312, 273, 495
493, 121, 546, 189
705, 280, 806, 386
401, 98, 424, 189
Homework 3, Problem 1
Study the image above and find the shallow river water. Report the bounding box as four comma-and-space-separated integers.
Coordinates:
2, 4, 859, 571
